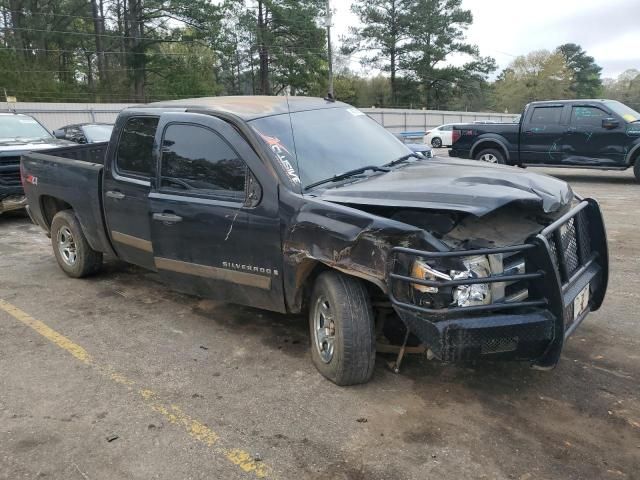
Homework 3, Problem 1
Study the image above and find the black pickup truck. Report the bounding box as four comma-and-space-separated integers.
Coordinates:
449, 99, 640, 181
21, 96, 608, 385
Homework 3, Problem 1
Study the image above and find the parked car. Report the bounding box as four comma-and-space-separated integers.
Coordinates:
22, 96, 608, 386
448, 99, 640, 182
54, 123, 114, 144
394, 132, 433, 158
405, 142, 433, 158
0, 113, 70, 214
424, 123, 461, 148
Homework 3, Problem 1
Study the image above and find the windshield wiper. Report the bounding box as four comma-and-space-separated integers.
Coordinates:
304, 165, 389, 191
383, 152, 423, 168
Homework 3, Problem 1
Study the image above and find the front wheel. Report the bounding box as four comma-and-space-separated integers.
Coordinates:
634, 160, 640, 183
475, 148, 505, 164
309, 271, 376, 386
51, 210, 102, 278
431, 137, 443, 148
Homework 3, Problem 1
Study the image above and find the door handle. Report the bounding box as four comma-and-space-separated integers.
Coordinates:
106, 190, 125, 200
152, 212, 183, 223
565, 127, 578, 134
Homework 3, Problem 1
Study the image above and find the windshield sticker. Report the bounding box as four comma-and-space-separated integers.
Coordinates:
254, 129, 301, 185
347, 108, 365, 117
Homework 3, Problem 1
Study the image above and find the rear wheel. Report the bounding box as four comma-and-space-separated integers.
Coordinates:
431, 137, 443, 148
475, 148, 505, 164
309, 271, 376, 386
51, 210, 102, 278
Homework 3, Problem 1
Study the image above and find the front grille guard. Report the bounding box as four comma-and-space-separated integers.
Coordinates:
388, 200, 607, 323
389, 243, 546, 317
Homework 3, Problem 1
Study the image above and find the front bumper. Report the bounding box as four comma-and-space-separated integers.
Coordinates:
388, 199, 608, 366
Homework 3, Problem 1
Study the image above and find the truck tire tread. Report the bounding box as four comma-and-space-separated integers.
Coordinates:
309, 271, 376, 386
51, 210, 102, 278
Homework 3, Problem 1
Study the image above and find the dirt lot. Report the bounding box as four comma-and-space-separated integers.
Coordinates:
1, 161, 639, 480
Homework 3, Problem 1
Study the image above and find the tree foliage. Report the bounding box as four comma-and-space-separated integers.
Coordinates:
603, 69, 640, 110
493, 50, 573, 113
556, 43, 602, 98
0, 0, 328, 101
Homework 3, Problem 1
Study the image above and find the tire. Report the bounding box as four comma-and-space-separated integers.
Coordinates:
431, 137, 443, 148
308, 271, 376, 386
51, 210, 102, 278
475, 148, 505, 164
634, 160, 640, 183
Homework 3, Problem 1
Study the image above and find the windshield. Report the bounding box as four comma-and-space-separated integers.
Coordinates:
250, 107, 410, 188
83, 124, 113, 142
0, 115, 52, 142
605, 100, 640, 122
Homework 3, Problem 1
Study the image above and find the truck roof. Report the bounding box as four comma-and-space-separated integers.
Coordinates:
529, 99, 613, 106
142, 95, 349, 120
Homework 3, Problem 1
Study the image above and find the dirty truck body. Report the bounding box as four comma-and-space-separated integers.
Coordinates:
21, 96, 608, 385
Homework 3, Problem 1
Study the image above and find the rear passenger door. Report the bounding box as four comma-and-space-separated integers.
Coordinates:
148, 113, 285, 312
103, 115, 159, 270
519, 104, 566, 164
562, 105, 626, 166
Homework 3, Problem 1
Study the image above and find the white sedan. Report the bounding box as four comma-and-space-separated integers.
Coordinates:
424, 123, 462, 148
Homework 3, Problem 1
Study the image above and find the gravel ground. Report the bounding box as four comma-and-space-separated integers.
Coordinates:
1, 157, 639, 480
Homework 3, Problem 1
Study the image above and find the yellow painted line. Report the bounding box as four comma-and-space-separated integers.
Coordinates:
0, 299, 91, 364
0, 299, 271, 478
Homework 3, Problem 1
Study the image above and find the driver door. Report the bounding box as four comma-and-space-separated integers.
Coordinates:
148, 113, 285, 312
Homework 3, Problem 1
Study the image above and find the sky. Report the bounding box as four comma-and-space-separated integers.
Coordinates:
332, 0, 640, 80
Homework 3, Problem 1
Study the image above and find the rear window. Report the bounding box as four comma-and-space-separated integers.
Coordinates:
530, 106, 562, 125
116, 117, 159, 177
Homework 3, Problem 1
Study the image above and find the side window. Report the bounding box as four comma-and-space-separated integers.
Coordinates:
530, 106, 562, 124
116, 116, 159, 177
160, 124, 247, 200
441, 125, 452, 131
571, 106, 608, 127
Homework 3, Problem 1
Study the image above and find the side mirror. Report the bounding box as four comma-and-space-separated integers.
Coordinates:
602, 118, 619, 130
53, 129, 65, 139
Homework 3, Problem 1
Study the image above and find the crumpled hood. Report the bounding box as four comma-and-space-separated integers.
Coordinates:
318, 157, 574, 216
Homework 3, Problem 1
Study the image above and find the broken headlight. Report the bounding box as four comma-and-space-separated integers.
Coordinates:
410, 255, 492, 307
450, 255, 492, 307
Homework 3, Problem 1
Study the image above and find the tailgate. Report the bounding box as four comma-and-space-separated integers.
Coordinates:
21, 152, 113, 255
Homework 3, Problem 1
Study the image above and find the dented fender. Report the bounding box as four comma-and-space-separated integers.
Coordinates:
279, 189, 447, 312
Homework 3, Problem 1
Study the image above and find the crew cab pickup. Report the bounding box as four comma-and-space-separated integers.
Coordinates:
448, 99, 640, 182
21, 96, 609, 385
0, 113, 70, 213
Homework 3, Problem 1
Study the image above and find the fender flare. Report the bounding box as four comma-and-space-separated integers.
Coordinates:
625, 142, 640, 166
470, 136, 511, 162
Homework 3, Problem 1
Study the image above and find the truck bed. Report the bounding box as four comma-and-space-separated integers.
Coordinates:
449, 123, 520, 161
21, 144, 114, 256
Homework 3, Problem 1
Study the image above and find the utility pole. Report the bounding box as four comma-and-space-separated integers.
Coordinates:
325, 0, 334, 99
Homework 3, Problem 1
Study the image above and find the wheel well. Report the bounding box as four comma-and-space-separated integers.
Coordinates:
291, 260, 387, 314
472, 141, 508, 160
40, 196, 72, 230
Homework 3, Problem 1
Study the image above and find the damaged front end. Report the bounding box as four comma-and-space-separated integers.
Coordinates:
389, 199, 608, 367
